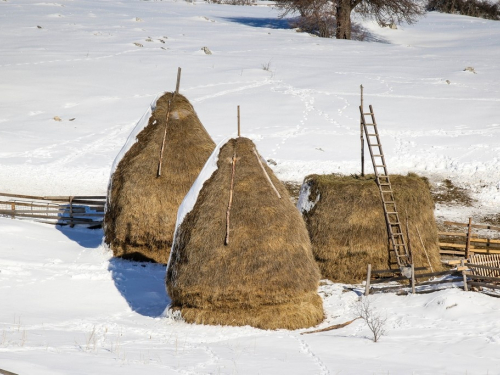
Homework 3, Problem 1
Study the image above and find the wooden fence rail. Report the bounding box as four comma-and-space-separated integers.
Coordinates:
439, 219, 500, 257
364, 256, 500, 297
0, 192, 105, 228
364, 264, 462, 295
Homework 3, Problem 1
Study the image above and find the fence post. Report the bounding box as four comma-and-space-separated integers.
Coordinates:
465, 217, 472, 260
411, 263, 416, 294
10, 202, 15, 219
69, 196, 74, 228
461, 259, 468, 291
364, 264, 371, 296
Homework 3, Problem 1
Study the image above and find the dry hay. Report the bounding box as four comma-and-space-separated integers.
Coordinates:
300, 173, 442, 283
167, 137, 324, 330
104, 92, 215, 263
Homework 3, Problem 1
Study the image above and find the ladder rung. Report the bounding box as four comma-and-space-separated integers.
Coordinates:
367, 134, 378, 136
373, 154, 383, 157
363, 113, 374, 116
375, 165, 386, 168
369, 144, 381, 147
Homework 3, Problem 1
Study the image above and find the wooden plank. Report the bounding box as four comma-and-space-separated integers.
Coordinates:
468, 281, 500, 291
416, 279, 462, 287
469, 238, 500, 245
5, 213, 102, 220
438, 232, 471, 237
439, 249, 467, 256
466, 263, 500, 272
414, 270, 459, 279
439, 242, 466, 249
371, 275, 409, 284
37, 220, 103, 227
444, 221, 500, 231
466, 274, 500, 283
365, 264, 371, 297
0, 209, 88, 215
0, 192, 105, 201
371, 266, 427, 275
43, 196, 105, 201
0, 368, 19, 375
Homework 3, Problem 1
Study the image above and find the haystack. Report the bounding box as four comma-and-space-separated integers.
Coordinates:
166, 137, 324, 330
298, 174, 441, 283
104, 92, 215, 263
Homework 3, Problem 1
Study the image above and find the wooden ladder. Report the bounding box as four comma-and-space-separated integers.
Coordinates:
359, 104, 412, 269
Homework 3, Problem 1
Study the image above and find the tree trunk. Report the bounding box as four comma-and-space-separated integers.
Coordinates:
336, 0, 352, 40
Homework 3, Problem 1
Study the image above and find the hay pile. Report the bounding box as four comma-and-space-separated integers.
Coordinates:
104, 92, 215, 263
299, 173, 441, 283
167, 137, 324, 330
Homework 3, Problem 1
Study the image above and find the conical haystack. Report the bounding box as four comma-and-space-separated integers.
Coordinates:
167, 137, 323, 330
104, 92, 215, 263
298, 173, 442, 283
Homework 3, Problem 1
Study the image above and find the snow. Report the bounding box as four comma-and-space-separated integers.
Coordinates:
1, 0, 500, 373
168, 137, 227, 267
296, 180, 319, 213
174, 138, 227, 235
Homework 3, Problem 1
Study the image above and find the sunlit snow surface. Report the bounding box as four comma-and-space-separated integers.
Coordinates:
1, 0, 500, 373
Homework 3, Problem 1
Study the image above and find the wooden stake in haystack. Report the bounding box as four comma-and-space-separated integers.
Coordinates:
360, 84, 365, 177
225, 152, 237, 246
157, 67, 182, 177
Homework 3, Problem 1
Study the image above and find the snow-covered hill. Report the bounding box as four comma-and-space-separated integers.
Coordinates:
1, 1, 500, 374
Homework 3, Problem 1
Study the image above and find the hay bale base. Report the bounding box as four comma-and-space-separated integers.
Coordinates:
299, 173, 442, 283
174, 292, 323, 330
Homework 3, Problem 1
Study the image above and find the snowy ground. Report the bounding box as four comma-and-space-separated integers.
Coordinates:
1, 0, 500, 374
2, 218, 500, 375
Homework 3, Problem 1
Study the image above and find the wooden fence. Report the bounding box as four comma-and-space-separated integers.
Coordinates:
365, 255, 500, 296
439, 219, 500, 258
364, 264, 464, 295
0, 192, 105, 228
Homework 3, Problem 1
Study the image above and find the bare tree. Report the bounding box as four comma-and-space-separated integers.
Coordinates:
356, 297, 387, 342
275, 0, 425, 40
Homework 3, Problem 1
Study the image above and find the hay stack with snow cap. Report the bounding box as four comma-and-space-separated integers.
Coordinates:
166, 137, 324, 330
298, 173, 441, 283
104, 92, 215, 263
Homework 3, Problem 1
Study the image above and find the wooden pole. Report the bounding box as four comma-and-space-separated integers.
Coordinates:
360, 84, 365, 177
253, 148, 281, 199
416, 225, 434, 272
157, 100, 172, 177
69, 196, 74, 228
411, 263, 416, 294
175, 67, 182, 95
465, 217, 473, 260
461, 259, 468, 291
365, 264, 372, 296
301, 317, 360, 335
237, 105, 241, 137
225, 153, 237, 246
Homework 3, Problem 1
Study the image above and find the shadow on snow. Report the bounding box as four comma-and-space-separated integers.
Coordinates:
56, 225, 104, 249
221, 16, 292, 29
108, 258, 171, 318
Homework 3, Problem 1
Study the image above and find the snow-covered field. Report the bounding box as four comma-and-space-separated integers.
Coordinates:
1, 1, 500, 374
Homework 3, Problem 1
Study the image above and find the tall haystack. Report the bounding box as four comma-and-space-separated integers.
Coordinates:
166, 137, 324, 330
104, 92, 215, 263
298, 174, 441, 283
